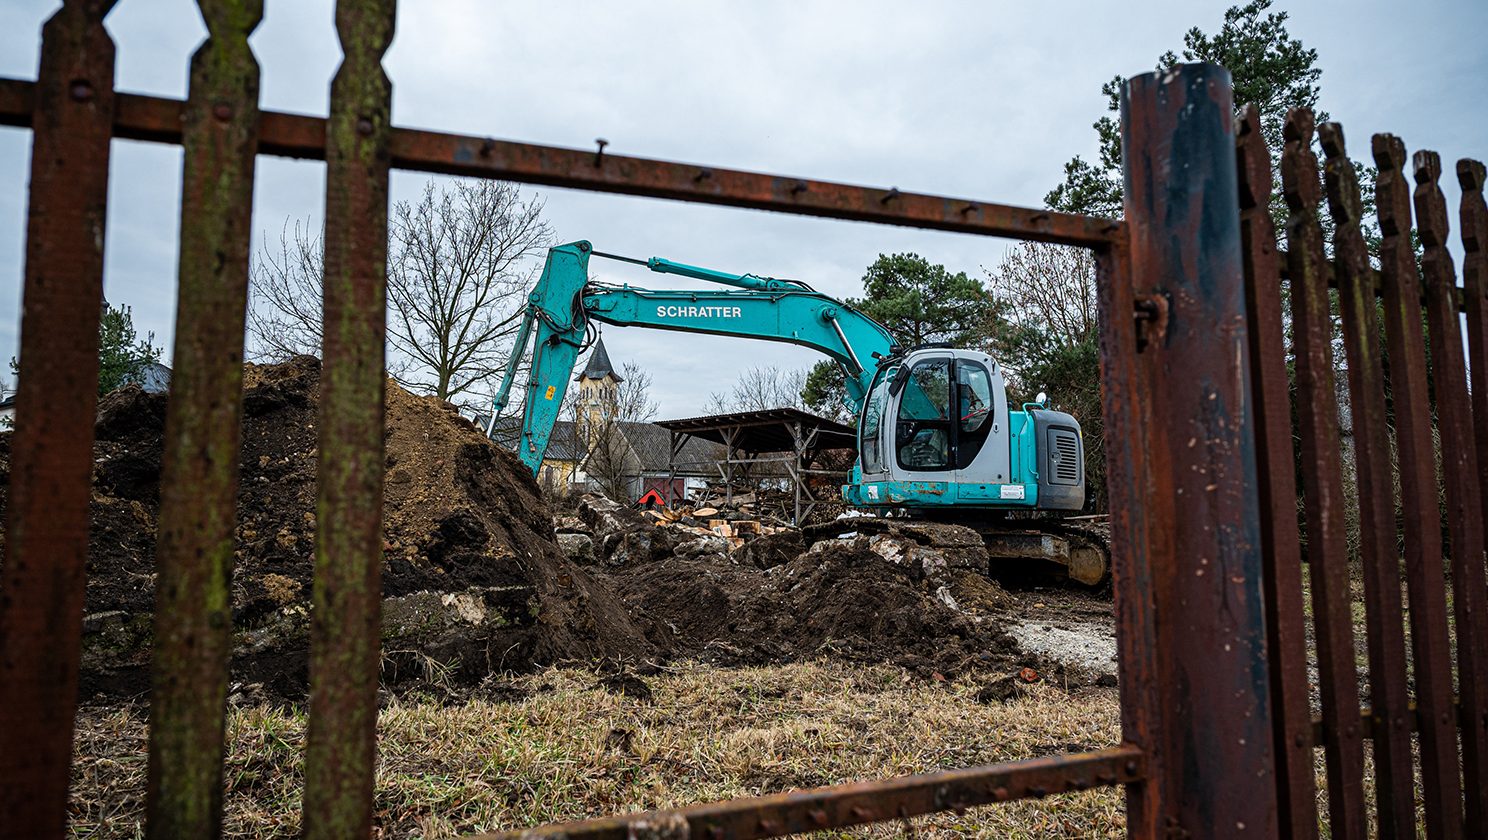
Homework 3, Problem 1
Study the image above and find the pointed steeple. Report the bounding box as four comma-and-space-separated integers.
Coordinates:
574, 336, 624, 383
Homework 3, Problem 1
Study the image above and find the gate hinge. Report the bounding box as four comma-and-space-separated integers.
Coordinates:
1134, 293, 1170, 352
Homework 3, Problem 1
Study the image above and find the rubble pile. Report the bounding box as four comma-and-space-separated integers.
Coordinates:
0, 358, 1050, 701
563, 494, 1028, 676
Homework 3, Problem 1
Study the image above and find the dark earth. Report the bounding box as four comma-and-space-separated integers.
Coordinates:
0, 357, 1089, 704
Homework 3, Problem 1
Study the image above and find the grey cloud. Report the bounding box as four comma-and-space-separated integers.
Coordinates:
2, 0, 1484, 417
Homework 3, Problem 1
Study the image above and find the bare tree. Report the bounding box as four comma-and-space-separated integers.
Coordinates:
985, 242, 1097, 348
581, 423, 636, 503
985, 241, 1106, 509
245, 180, 551, 398
704, 365, 808, 415
613, 361, 658, 423
246, 220, 324, 361
388, 181, 553, 402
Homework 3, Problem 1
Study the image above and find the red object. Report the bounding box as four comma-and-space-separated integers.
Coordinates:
637, 489, 665, 507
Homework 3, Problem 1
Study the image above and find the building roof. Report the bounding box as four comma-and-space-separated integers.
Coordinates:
487, 416, 586, 462
613, 420, 722, 474
656, 407, 857, 454
573, 337, 623, 383
141, 361, 171, 394
485, 415, 721, 475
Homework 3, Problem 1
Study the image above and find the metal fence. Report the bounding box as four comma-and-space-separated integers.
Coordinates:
0, 2, 1483, 838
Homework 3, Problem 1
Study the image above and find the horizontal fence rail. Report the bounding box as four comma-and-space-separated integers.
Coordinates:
0, 77, 1122, 248
477, 747, 1145, 840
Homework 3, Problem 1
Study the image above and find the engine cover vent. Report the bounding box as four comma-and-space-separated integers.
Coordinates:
1048, 427, 1082, 486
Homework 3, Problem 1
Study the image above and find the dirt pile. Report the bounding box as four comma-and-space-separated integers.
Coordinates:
0, 357, 653, 700
565, 495, 1029, 678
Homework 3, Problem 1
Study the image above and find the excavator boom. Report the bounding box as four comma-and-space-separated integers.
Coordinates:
490, 240, 894, 471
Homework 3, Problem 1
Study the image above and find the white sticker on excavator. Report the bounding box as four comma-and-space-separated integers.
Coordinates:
1000, 484, 1025, 500
866, 485, 879, 500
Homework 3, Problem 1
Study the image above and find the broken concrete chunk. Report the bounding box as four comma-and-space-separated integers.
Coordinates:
576, 493, 650, 539
553, 515, 589, 535
557, 532, 596, 565
674, 535, 731, 560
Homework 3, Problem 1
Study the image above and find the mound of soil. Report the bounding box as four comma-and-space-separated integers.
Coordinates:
0, 357, 653, 700
603, 540, 1021, 677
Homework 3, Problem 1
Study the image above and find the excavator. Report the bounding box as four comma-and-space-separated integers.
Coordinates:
489, 241, 1108, 585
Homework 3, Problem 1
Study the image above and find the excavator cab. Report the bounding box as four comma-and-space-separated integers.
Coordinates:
843, 348, 1085, 512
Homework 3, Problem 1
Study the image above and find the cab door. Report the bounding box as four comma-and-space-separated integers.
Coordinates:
952, 356, 1012, 486
856, 365, 894, 482
888, 355, 955, 483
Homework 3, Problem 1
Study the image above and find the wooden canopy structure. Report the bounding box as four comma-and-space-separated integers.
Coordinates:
655, 408, 856, 524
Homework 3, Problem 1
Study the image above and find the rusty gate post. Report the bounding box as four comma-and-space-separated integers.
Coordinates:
1117, 63, 1277, 838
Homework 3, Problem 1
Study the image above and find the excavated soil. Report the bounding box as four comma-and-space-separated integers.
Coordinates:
0, 357, 652, 700
0, 357, 1054, 702
602, 542, 1023, 677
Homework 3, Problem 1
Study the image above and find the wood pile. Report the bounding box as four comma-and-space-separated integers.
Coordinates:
640, 503, 790, 551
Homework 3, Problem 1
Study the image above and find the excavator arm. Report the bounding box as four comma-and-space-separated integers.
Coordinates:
490, 240, 896, 473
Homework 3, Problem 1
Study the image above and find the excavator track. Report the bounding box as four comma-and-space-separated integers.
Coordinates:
804, 513, 1111, 587
996, 515, 1111, 588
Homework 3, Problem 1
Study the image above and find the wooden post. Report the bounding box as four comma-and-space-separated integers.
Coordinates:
791, 421, 804, 525
723, 426, 736, 506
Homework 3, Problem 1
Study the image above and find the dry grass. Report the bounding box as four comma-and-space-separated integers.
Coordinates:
69, 660, 1123, 839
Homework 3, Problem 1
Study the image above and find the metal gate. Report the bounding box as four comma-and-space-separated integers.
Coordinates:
0, 2, 1484, 838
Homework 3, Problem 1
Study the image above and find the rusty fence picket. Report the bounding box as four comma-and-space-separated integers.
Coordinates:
145, 1, 264, 836
1319, 122, 1415, 839
1279, 108, 1367, 840
302, 0, 396, 837
1373, 133, 1464, 840
1463, 161, 1488, 537
1236, 105, 1318, 840
0, 2, 117, 837
1462, 170, 1488, 830
1414, 150, 1488, 834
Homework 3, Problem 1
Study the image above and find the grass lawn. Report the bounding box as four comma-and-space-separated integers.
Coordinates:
69, 661, 1123, 839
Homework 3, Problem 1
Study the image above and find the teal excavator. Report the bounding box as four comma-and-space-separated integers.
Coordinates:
490, 241, 1107, 584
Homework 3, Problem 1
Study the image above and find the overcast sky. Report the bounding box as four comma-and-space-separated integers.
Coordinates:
1, 0, 1485, 418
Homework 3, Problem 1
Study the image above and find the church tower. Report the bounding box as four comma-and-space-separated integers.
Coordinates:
573, 336, 623, 432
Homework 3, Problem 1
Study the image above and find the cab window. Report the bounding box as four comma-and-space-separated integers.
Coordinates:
896, 358, 952, 471
860, 367, 895, 474
956, 361, 995, 468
